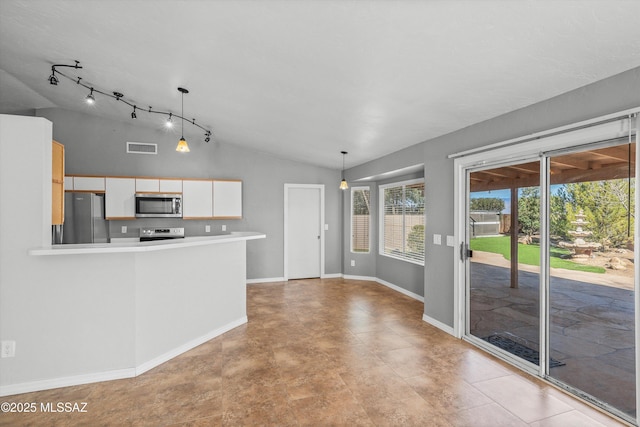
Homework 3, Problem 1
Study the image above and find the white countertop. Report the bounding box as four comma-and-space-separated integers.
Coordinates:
29, 232, 266, 256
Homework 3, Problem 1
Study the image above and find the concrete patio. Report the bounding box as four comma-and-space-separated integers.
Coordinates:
469, 257, 636, 417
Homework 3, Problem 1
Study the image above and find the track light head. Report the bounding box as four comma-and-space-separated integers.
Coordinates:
131, 106, 137, 119
85, 88, 95, 105
113, 91, 123, 100
165, 113, 174, 128
48, 73, 59, 85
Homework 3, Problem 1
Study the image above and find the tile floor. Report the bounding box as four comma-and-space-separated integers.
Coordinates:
470, 261, 635, 416
0, 278, 627, 426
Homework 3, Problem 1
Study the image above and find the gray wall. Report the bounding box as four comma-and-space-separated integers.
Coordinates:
36, 108, 343, 280
342, 143, 426, 297
346, 66, 640, 328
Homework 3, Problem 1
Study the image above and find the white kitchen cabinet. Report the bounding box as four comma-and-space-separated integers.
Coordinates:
159, 179, 182, 193
72, 176, 105, 192
213, 180, 242, 218
135, 178, 159, 193
64, 176, 73, 191
182, 180, 213, 218
105, 177, 136, 219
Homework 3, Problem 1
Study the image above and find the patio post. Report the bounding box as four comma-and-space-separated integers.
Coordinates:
510, 186, 518, 289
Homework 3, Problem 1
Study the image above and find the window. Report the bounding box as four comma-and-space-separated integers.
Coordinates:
379, 179, 425, 265
351, 187, 370, 253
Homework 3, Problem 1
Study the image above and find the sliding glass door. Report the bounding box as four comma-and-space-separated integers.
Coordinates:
459, 113, 638, 422
467, 160, 543, 370
547, 141, 636, 418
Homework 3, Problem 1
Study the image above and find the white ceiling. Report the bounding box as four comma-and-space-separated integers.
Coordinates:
1, 1, 640, 170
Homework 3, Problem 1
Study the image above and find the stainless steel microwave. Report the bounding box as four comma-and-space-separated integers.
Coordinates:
135, 193, 182, 218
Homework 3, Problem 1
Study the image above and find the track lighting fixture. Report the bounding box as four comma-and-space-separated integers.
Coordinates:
47, 61, 80, 85
85, 88, 95, 104
48, 68, 59, 85
176, 87, 190, 153
47, 61, 213, 147
340, 151, 349, 190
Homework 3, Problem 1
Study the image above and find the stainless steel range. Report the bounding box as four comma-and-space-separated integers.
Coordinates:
140, 227, 185, 241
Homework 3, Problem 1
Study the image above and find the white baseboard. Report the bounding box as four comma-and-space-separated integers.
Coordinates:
343, 274, 424, 303
0, 368, 136, 397
0, 317, 247, 397
376, 278, 424, 302
422, 313, 455, 336
343, 274, 377, 281
321, 273, 343, 279
136, 316, 247, 375
247, 277, 285, 284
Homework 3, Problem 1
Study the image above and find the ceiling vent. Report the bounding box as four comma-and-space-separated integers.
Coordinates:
126, 142, 158, 155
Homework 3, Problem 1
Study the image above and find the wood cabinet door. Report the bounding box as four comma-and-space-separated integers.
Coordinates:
52, 141, 64, 225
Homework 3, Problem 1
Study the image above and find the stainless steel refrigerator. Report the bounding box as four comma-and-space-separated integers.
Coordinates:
62, 192, 109, 244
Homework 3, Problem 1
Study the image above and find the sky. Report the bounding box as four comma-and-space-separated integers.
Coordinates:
470, 185, 564, 214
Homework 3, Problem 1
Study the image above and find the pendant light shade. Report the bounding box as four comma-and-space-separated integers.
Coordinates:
340, 151, 348, 190
176, 87, 190, 153
176, 137, 190, 153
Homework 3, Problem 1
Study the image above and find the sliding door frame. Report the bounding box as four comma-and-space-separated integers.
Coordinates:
452, 107, 639, 424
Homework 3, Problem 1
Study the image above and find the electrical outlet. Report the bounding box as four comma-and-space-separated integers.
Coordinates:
205, 225, 211, 233
433, 234, 442, 245
222, 225, 227, 231
121, 226, 127, 234
350, 260, 355, 267
446, 235, 455, 247
1, 340, 15, 358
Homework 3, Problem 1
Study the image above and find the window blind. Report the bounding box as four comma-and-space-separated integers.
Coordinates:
380, 180, 425, 264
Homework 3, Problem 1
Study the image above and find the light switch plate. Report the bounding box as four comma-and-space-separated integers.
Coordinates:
205, 225, 211, 233
222, 225, 227, 231
433, 234, 442, 245
121, 226, 127, 234
446, 235, 455, 247
324, 224, 329, 230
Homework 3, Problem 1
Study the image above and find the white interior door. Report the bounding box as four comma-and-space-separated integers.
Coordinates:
286, 186, 322, 279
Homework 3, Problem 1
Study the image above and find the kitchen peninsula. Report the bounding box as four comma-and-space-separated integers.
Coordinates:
0, 115, 265, 396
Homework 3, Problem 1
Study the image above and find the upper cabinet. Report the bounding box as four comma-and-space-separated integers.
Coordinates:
159, 179, 182, 193
135, 178, 159, 193
182, 180, 213, 219
70, 176, 105, 192
63, 174, 242, 220
105, 177, 136, 219
213, 180, 242, 219
52, 141, 64, 225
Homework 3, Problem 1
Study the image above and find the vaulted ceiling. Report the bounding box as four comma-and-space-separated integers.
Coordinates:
1, 0, 640, 169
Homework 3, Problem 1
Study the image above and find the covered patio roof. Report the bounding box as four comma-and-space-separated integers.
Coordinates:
470, 141, 635, 192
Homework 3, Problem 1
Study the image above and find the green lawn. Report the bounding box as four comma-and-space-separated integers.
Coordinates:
470, 236, 606, 274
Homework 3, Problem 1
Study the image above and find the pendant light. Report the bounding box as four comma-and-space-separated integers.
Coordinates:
176, 87, 190, 153
340, 151, 349, 190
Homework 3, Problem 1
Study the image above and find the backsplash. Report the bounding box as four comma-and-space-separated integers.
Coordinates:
108, 217, 236, 240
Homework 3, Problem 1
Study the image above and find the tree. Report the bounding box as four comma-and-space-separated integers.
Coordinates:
353, 189, 370, 215
566, 178, 634, 248
518, 187, 540, 238
470, 197, 505, 212
407, 224, 425, 255
550, 186, 570, 239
